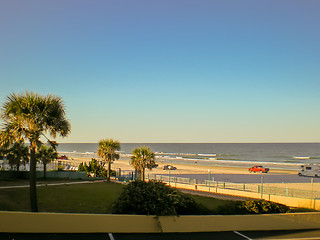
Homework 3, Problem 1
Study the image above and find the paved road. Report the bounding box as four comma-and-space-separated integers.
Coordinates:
165, 173, 320, 184
2, 230, 320, 240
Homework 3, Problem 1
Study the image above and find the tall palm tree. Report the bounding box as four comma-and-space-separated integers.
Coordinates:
0, 92, 70, 212
5, 141, 29, 172
37, 145, 58, 180
130, 146, 156, 181
97, 138, 121, 182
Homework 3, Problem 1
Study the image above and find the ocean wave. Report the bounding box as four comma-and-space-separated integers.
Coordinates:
154, 155, 301, 167
195, 159, 300, 166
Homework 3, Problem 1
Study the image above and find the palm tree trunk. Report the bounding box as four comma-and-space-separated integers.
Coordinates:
141, 168, 145, 181
29, 142, 38, 212
43, 163, 47, 180
107, 161, 111, 182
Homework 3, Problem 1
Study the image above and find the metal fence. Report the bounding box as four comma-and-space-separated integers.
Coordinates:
146, 174, 320, 200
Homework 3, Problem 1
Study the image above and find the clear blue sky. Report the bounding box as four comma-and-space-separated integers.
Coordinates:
0, 0, 319, 143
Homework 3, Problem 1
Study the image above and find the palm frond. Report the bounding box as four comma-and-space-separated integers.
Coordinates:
1, 92, 71, 144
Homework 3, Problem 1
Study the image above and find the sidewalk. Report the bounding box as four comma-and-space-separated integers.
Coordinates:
0, 180, 105, 189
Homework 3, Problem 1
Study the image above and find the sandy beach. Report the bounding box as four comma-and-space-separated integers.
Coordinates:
68, 155, 297, 175
62, 155, 320, 191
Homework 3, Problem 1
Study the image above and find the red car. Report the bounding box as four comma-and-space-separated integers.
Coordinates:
57, 155, 68, 160
249, 165, 269, 173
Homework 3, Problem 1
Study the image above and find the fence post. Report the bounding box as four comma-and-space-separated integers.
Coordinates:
243, 184, 245, 191
223, 182, 225, 189
261, 176, 264, 199
311, 178, 314, 199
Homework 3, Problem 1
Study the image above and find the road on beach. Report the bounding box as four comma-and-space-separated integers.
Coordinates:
166, 173, 320, 184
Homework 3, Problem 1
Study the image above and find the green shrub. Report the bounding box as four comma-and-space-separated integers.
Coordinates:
213, 201, 244, 215
214, 199, 290, 215
112, 180, 209, 215
78, 162, 86, 172
78, 159, 116, 178
240, 200, 290, 214
290, 207, 318, 213
57, 165, 64, 171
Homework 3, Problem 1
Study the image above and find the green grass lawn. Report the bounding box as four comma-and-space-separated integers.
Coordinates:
0, 181, 238, 214
0, 181, 124, 213
190, 194, 237, 212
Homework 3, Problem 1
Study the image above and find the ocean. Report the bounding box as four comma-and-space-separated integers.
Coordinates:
57, 143, 320, 170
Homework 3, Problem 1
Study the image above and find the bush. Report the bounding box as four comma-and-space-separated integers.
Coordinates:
78, 159, 116, 178
57, 165, 64, 171
112, 180, 209, 215
214, 200, 290, 215
240, 200, 290, 214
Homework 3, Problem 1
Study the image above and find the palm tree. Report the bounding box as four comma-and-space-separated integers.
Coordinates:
5, 141, 29, 172
37, 145, 58, 180
97, 138, 121, 182
0, 92, 70, 212
130, 146, 156, 181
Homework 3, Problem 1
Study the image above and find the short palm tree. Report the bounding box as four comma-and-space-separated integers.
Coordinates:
0, 92, 70, 212
37, 145, 58, 180
5, 141, 29, 172
130, 146, 156, 181
97, 138, 121, 182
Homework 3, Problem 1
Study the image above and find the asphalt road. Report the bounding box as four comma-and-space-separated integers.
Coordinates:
2, 230, 320, 240
167, 173, 320, 184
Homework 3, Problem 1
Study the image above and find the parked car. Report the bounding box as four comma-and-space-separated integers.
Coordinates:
163, 165, 177, 170
298, 164, 320, 177
249, 165, 269, 173
57, 155, 68, 160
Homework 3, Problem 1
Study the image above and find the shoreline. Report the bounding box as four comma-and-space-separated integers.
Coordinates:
68, 155, 298, 175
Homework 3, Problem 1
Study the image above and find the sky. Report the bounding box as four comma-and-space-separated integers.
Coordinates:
0, 0, 319, 143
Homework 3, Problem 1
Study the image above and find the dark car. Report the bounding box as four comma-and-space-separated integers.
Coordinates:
163, 165, 177, 170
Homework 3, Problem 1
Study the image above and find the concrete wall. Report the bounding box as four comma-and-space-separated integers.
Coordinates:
45, 171, 90, 180
1, 211, 320, 233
